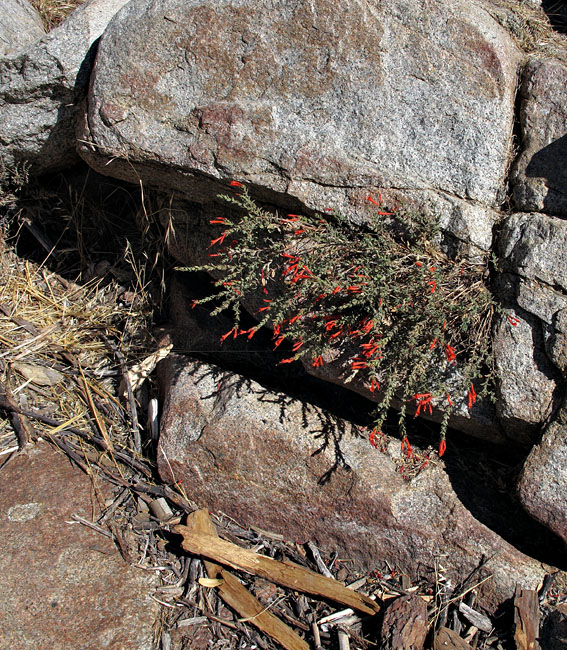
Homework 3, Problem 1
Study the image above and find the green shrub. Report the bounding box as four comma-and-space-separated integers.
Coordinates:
181, 183, 498, 457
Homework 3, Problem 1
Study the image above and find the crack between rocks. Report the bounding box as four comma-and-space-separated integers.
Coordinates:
503, 58, 529, 211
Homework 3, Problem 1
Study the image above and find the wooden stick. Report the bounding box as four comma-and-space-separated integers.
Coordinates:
175, 522, 380, 616
185, 510, 309, 650
434, 627, 473, 649
338, 628, 350, 650
513, 586, 541, 650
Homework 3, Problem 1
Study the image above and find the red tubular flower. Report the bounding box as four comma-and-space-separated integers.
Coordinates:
401, 437, 413, 458
209, 231, 228, 248
369, 428, 383, 449
361, 341, 380, 358
351, 358, 368, 370
361, 318, 374, 334
273, 336, 285, 349
229, 180, 243, 187
438, 439, 447, 457
507, 315, 520, 327
210, 217, 229, 224
279, 357, 295, 364
429, 338, 438, 350
446, 393, 453, 406
329, 329, 343, 340
220, 327, 237, 343
331, 286, 342, 295
468, 383, 477, 410
427, 280, 436, 294
292, 340, 304, 352
412, 393, 433, 417
369, 378, 380, 393
312, 356, 323, 367
415, 261, 423, 267
282, 263, 299, 277
444, 344, 456, 364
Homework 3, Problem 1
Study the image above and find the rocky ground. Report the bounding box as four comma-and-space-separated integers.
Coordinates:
0, 165, 566, 650
2, 0, 567, 648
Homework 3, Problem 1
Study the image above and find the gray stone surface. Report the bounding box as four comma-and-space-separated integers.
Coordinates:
518, 412, 567, 547
0, 0, 45, 57
499, 212, 567, 292
512, 58, 567, 216
0, 0, 130, 172
0, 442, 158, 650
79, 0, 519, 248
157, 353, 555, 612
493, 211, 567, 438
492, 307, 558, 442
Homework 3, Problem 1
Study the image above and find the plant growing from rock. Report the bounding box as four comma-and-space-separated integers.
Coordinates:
182, 183, 497, 457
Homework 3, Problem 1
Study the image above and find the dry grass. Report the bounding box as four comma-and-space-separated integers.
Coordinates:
0, 235, 150, 456
29, 0, 86, 31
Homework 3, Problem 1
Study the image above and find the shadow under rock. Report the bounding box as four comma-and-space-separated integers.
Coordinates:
441, 429, 567, 570
525, 134, 567, 214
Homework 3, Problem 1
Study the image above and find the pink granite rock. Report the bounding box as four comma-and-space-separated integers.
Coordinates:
0, 442, 158, 650
157, 353, 558, 611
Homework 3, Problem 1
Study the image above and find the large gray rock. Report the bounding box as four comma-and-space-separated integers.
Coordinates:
0, 0, 130, 172
0, 0, 45, 57
157, 353, 557, 612
511, 58, 567, 216
79, 0, 520, 250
